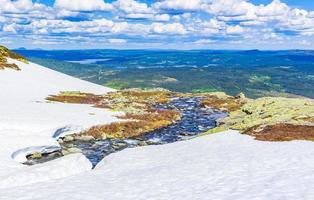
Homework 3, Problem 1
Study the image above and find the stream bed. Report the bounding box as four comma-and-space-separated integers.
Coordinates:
63, 97, 227, 167
25, 97, 227, 167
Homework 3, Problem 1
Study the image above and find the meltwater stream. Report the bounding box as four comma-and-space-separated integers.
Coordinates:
64, 97, 228, 167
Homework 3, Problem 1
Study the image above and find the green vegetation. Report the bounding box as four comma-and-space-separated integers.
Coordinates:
105, 80, 129, 90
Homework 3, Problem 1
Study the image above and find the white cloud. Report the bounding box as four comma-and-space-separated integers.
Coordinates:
226, 25, 244, 35
153, 0, 206, 11
108, 38, 127, 44
155, 14, 170, 22
193, 39, 215, 44
296, 40, 311, 46
1, 0, 314, 48
151, 23, 187, 35
257, 0, 289, 17
113, 0, 152, 14
0, 0, 34, 13
54, 0, 112, 11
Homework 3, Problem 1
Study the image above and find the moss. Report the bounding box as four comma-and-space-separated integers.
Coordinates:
105, 80, 129, 90
221, 97, 314, 131
200, 126, 228, 136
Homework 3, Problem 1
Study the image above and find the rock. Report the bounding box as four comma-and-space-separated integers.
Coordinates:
63, 135, 74, 142
57, 138, 64, 144
138, 141, 147, 146
67, 147, 82, 154
78, 135, 95, 142
29, 152, 42, 160
235, 92, 247, 104
62, 150, 70, 156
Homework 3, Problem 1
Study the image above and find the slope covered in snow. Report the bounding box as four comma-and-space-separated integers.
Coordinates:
2, 131, 314, 200
1, 54, 314, 200
0, 57, 120, 188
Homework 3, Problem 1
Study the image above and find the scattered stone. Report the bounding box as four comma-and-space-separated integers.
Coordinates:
138, 141, 147, 146
63, 135, 74, 142
68, 147, 82, 153
28, 152, 42, 160
78, 135, 95, 142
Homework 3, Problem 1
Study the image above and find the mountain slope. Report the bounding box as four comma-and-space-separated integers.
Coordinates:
1, 48, 314, 200
0, 50, 120, 188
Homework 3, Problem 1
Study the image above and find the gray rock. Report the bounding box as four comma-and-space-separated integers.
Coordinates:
67, 147, 82, 154
57, 138, 64, 144
78, 135, 95, 142
63, 135, 74, 142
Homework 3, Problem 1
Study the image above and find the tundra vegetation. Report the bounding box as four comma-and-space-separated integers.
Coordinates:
210, 97, 314, 141
47, 89, 182, 139
47, 89, 314, 142
0, 46, 28, 70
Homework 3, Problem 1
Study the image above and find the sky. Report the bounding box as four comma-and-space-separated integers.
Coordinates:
0, 0, 314, 50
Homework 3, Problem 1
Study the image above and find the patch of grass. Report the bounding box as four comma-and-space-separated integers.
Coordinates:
244, 123, 314, 142
200, 92, 247, 112
105, 80, 129, 90
0, 45, 28, 71
46, 91, 105, 105
83, 109, 181, 139
47, 89, 182, 139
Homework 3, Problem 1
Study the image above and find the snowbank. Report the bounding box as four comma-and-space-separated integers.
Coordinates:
1, 58, 314, 200
0, 59, 120, 188
1, 131, 314, 199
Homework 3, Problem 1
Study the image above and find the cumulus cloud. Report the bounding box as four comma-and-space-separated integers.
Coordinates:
151, 22, 187, 35
0, 0, 34, 13
54, 0, 112, 11
0, 0, 313, 48
153, 0, 207, 11
108, 38, 127, 44
226, 25, 244, 35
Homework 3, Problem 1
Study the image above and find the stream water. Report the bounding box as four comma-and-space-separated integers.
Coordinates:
64, 97, 228, 167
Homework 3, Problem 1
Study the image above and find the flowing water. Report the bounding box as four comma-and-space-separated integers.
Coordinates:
65, 97, 227, 167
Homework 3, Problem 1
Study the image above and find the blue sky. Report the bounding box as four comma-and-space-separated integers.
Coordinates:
1, 0, 314, 49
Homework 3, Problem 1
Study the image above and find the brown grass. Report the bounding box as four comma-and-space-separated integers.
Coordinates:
82, 109, 181, 139
301, 117, 314, 123
47, 89, 182, 139
46, 92, 105, 105
200, 96, 244, 112
0, 63, 21, 71
243, 123, 314, 141
0, 46, 27, 71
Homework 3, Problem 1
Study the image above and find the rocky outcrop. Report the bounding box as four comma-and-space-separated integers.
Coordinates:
214, 96, 314, 141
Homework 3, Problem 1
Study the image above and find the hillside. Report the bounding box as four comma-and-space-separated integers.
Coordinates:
1, 47, 314, 200
0, 47, 119, 188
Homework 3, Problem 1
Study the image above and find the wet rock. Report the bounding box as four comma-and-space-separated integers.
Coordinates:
28, 152, 42, 160
63, 147, 82, 155
138, 141, 147, 146
32, 97, 227, 167
78, 135, 95, 142
63, 135, 74, 142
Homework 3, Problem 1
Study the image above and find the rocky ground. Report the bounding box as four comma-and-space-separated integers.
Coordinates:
26, 87, 314, 165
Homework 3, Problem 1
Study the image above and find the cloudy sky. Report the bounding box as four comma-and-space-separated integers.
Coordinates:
1, 0, 314, 49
